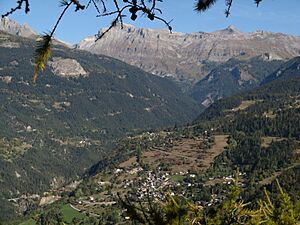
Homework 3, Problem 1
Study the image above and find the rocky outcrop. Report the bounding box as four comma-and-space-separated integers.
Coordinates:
0, 76, 13, 84
48, 57, 88, 78
0, 17, 36, 38
77, 24, 300, 82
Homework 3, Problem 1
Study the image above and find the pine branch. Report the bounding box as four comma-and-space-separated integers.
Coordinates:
1, 0, 30, 17
195, 0, 264, 16
91, 0, 106, 14
255, 0, 263, 7
33, 34, 52, 84
96, 0, 172, 40
5, 0, 268, 84
196, 0, 218, 12
70, 0, 85, 11
225, 0, 233, 17
33, 1, 72, 84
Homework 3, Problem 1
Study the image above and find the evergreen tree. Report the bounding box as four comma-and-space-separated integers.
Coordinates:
120, 180, 300, 225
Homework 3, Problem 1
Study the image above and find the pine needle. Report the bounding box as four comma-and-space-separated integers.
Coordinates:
196, 0, 218, 12
32, 0, 73, 84
33, 34, 52, 84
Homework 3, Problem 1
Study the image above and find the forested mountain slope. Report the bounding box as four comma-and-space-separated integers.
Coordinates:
262, 56, 300, 84
195, 57, 300, 200
0, 30, 201, 220
13, 57, 300, 224
190, 56, 284, 106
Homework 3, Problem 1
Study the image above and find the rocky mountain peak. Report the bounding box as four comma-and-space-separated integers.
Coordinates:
0, 17, 36, 38
96, 23, 178, 40
119, 23, 135, 30
213, 25, 242, 35
77, 24, 300, 82
224, 25, 241, 33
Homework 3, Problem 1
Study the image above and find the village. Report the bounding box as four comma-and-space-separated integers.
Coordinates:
7, 130, 247, 219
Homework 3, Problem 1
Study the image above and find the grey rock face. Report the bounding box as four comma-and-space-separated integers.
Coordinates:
0, 75, 13, 84
48, 57, 88, 78
77, 24, 300, 82
0, 17, 36, 38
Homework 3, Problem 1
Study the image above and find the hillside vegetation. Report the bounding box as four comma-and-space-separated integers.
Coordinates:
12, 57, 300, 224
0, 30, 201, 220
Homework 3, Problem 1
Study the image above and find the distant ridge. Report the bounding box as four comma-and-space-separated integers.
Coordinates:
189, 56, 284, 107
262, 56, 300, 84
77, 23, 300, 82
0, 17, 36, 38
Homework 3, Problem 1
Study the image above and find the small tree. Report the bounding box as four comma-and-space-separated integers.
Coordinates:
136, 145, 142, 165
119, 179, 300, 225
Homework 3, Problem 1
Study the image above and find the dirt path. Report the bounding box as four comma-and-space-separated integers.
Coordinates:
70, 204, 81, 212
259, 162, 300, 185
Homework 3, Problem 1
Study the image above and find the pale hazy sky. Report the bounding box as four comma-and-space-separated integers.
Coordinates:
1, 0, 300, 44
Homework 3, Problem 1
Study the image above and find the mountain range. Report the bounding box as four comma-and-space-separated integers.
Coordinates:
0, 17, 36, 38
77, 23, 300, 83
189, 56, 284, 106
3, 17, 299, 105
1, 17, 300, 222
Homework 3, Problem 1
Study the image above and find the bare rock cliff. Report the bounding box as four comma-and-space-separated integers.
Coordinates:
0, 17, 36, 38
77, 24, 300, 82
48, 57, 88, 78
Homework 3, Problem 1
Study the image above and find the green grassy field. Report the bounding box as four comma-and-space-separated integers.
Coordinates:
19, 218, 36, 225
170, 174, 184, 182
61, 204, 84, 223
